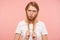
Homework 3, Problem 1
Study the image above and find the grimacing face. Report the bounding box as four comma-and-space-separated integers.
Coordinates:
26, 5, 38, 21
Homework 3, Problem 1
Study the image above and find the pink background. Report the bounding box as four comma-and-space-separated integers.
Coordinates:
0, 0, 60, 40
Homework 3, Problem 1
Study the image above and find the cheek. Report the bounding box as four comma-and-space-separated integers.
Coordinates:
27, 13, 30, 16
33, 13, 37, 16
26, 12, 30, 16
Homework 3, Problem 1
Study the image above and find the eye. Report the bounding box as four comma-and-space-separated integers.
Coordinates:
28, 10, 31, 12
32, 10, 36, 12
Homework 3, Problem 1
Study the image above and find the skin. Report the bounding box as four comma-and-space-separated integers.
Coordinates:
14, 5, 48, 40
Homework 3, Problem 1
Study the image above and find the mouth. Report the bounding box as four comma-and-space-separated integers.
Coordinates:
30, 16, 33, 18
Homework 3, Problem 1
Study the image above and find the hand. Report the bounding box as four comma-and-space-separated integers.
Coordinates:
25, 30, 30, 40
32, 31, 37, 40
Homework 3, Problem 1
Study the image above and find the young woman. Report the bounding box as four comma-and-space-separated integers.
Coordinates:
14, 1, 48, 40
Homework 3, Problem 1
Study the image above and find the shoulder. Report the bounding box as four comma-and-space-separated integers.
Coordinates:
17, 20, 26, 26
16, 20, 26, 30
15, 20, 25, 34
38, 20, 45, 26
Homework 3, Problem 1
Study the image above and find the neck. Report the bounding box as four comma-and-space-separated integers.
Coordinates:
25, 18, 38, 24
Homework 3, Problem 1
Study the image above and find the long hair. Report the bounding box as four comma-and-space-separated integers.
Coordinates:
25, 1, 39, 32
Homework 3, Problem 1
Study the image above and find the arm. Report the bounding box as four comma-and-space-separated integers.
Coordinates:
14, 33, 23, 40
42, 34, 48, 40
41, 22, 48, 40
14, 30, 30, 40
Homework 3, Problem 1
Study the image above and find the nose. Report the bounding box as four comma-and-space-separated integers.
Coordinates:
30, 11, 33, 15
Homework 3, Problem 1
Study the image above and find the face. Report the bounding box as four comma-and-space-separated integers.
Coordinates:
26, 5, 38, 21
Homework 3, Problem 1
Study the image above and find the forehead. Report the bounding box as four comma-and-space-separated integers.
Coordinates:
27, 5, 37, 10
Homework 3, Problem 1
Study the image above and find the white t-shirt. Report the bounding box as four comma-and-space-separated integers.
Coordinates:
15, 20, 48, 40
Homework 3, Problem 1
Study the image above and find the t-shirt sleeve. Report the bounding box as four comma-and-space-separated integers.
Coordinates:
41, 22, 48, 35
15, 22, 22, 34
